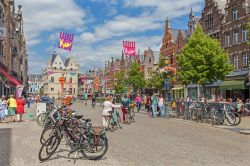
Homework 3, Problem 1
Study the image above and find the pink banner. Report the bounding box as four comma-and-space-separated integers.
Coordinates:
123, 41, 136, 56
58, 32, 74, 51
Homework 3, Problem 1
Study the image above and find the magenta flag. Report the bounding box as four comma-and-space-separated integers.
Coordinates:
123, 41, 136, 56
58, 32, 74, 51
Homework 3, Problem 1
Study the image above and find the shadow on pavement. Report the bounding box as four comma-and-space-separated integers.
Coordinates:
0, 128, 11, 166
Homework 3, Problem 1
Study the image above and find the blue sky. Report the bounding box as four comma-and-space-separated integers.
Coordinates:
19, 0, 204, 74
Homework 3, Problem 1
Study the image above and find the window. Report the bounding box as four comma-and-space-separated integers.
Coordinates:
51, 77, 54, 83
243, 52, 249, 67
51, 88, 54, 92
205, 14, 213, 29
233, 54, 239, 69
242, 26, 248, 42
232, 8, 238, 21
149, 58, 151, 63
233, 29, 239, 45
225, 32, 230, 47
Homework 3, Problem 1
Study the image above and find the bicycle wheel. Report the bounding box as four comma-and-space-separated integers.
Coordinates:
116, 115, 122, 129
40, 125, 59, 145
225, 112, 236, 126
191, 109, 199, 122
38, 136, 60, 162
36, 113, 45, 126
107, 119, 115, 132
233, 112, 241, 126
83, 134, 109, 160
131, 111, 136, 122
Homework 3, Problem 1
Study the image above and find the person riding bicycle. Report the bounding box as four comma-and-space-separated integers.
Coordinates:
121, 94, 131, 123
102, 96, 121, 130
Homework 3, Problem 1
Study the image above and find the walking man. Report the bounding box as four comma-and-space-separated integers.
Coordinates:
135, 94, 142, 112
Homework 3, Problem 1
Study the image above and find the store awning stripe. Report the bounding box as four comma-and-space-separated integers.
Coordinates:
0, 67, 22, 86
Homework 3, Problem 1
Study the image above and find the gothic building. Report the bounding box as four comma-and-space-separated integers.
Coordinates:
43, 52, 80, 99
187, 8, 201, 37
200, 0, 226, 43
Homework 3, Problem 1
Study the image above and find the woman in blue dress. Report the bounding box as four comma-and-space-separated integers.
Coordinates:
0, 95, 8, 122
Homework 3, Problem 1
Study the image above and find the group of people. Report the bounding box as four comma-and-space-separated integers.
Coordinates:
0, 95, 27, 123
100, 92, 168, 129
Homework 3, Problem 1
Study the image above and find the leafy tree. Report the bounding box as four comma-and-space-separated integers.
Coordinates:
39, 86, 44, 95
114, 71, 127, 95
177, 25, 233, 93
128, 62, 146, 92
146, 72, 164, 92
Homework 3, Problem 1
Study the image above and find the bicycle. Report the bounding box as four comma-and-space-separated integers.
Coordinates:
107, 109, 122, 132
125, 107, 136, 124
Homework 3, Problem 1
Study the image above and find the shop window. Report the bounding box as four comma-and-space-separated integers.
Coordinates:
51, 88, 54, 92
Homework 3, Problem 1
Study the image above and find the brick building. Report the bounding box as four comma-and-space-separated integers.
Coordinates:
220, 0, 250, 100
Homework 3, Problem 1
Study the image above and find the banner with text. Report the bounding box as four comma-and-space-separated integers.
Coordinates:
123, 41, 136, 56
58, 32, 74, 51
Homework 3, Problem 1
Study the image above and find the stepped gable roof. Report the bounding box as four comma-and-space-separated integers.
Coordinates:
214, 0, 227, 14
29, 74, 43, 82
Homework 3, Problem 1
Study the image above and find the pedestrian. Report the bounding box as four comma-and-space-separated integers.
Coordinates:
135, 94, 142, 112
26, 95, 31, 108
102, 96, 121, 130
151, 93, 159, 118
158, 94, 164, 118
16, 96, 26, 122
0, 96, 8, 122
7, 95, 17, 122
121, 94, 130, 123
92, 95, 96, 108
146, 94, 151, 112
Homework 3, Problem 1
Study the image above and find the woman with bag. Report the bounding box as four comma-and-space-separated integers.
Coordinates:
16, 96, 26, 122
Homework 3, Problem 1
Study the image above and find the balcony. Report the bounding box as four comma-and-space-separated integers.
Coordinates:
0, 61, 7, 72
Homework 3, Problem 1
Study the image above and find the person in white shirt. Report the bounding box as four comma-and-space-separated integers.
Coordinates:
102, 96, 121, 129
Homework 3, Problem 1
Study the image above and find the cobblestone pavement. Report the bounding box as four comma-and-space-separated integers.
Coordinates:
0, 101, 250, 166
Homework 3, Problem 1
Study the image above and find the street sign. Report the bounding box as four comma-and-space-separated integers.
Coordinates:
164, 79, 171, 90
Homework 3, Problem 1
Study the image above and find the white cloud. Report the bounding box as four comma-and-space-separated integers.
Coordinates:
81, 0, 203, 43
21, 0, 86, 43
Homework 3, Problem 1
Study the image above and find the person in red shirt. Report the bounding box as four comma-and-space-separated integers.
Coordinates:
16, 96, 26, 122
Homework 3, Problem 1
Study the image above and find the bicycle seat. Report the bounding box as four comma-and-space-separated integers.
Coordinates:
82, 118, 91, 123
74, 115, 83, 119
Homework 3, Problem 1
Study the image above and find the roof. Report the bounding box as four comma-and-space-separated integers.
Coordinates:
214, 0, 227, 14
29, 74, 43, 82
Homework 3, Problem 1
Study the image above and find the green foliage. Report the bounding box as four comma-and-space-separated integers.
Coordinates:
177, 25, 233, 85
128, 62, 146, 92
39, 86, 44, 95
146, 72, 164, 91
114, 71, 127, 95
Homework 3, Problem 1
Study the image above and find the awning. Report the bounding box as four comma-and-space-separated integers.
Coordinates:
220, 80, 246, 90
171, 84, 183, 90
0, 67, 22, 86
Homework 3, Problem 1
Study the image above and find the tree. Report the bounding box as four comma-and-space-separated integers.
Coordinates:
128, 62, 146, 92
177, 25, 233, 96
114, 71, 127, 95
146, 72, 164, 92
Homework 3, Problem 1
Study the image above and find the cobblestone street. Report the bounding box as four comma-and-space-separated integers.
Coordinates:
0, 102, 250, 166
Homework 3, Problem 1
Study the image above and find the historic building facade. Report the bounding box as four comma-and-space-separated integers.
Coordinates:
43, 52, 79, 99
159, 17, 187, 100
220, 0, 250, 100
28, 74, 43, 94
0, 1, 28, 97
